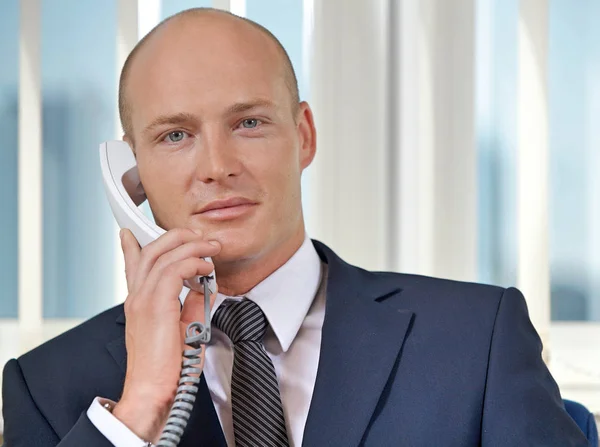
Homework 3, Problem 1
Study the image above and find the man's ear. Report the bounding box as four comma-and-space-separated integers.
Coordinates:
296, 101, 317, 170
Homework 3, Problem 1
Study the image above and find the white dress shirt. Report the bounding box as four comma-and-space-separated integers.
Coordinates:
88, 235, 325, 446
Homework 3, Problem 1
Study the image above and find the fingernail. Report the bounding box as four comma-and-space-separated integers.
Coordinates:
209, 240, 220, 246
193, 228, 203, 236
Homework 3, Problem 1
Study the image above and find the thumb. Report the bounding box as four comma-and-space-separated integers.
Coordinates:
120, 228, 141, 293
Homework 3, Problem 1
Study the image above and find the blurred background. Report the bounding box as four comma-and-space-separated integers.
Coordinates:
1, 0, 599, 434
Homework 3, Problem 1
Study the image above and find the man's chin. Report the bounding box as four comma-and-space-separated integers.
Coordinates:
207, 230, 262, 264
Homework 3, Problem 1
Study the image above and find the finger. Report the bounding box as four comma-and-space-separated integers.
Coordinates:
142, 257, 216, 312
120, 228, 142, 293
143, 240, 220, 291
135, 228, 204, 285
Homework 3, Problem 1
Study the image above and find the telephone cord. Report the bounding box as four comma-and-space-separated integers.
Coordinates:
156, 278, 212, 447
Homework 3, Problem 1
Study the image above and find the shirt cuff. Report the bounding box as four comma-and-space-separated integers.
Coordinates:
87, 397, 153, 447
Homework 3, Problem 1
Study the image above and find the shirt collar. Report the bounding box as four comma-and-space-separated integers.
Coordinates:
211, 234, 322, 352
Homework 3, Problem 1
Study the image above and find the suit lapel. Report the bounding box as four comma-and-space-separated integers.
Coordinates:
303, 241, 414, 446
107, 314, 227, 446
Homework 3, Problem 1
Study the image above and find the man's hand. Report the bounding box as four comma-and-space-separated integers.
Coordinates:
112, 228, 220, 443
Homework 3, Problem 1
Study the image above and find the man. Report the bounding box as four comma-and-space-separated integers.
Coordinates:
1, 7, 590, 447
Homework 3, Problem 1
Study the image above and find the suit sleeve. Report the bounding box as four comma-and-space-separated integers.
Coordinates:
2, 359, 113, 447
480, 287, 591, 447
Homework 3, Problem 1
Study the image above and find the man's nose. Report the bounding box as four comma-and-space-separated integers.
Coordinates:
194, 127, 242, 183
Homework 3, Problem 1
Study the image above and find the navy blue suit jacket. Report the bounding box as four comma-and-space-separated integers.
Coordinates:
2, 240, 590, 446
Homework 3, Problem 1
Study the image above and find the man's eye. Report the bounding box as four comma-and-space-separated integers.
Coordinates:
241, 119, 259, 129
164, 131, 187, 143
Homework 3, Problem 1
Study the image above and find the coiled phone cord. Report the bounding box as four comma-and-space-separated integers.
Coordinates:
156, 277, 213, 447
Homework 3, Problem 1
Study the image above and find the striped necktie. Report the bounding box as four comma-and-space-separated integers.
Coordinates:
212, 298, 290, 447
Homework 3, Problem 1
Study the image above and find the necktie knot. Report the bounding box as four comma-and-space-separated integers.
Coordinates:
212, 298, 268, 344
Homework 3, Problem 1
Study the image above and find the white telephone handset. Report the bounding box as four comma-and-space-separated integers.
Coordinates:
99, 140, 212, 447
99, 140, 216, 303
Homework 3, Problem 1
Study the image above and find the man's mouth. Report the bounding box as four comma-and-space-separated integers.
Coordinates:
197, 197, 258, 220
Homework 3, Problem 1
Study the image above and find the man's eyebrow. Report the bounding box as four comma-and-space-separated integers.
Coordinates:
142, 112, 196, 135
225, 99, 276, 116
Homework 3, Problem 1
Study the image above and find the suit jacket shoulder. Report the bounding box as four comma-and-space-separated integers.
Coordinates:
306, 240, 589, 446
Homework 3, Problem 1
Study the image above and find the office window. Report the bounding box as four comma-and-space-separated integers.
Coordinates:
476, 0, 518, 291
476, 0, 600, 322
41, 0, 118, 318
548, 0, 600, 322
0, 0, 20, 318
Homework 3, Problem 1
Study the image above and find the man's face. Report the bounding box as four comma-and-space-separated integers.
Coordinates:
125, 16, 316, 264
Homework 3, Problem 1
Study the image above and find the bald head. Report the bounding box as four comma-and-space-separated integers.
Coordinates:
118, 8, 300, 138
